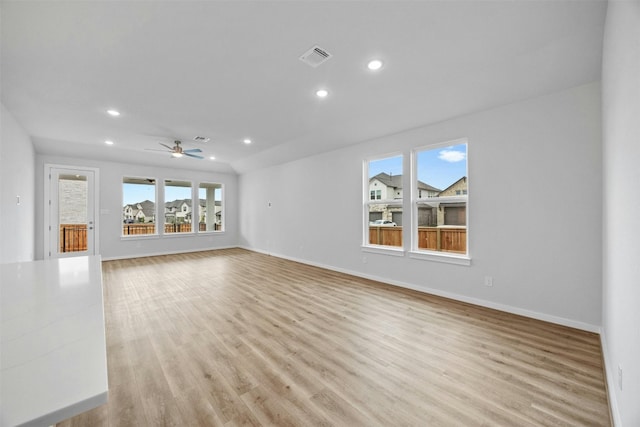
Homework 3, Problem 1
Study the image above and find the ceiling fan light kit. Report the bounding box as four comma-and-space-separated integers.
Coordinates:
145, 140, 204, 160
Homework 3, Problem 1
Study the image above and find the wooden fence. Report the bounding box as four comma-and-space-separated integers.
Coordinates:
59, 223, 218, 251
369, 226, 403, 247
369, 226, 466, 254
123, 223, 220, 234
62, 223, 458, 253
164, 223, 192, 233
123, 223, 156, 235
60, 224, 88, 252
122, 223, 195, 234
417, 226, 466, 253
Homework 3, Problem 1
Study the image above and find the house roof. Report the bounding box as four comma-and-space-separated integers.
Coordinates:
139, 200, 155, 217
123, 200, 155, 217
164, 199, 206, 209
370, 173, 440, 193
439, 177, 468, 194
126, 199, 217, 214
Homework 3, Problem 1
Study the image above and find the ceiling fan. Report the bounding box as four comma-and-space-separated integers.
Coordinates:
146, 140, 204, 159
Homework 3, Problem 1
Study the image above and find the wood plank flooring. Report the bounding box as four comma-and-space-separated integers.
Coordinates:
57, 248, 610, 426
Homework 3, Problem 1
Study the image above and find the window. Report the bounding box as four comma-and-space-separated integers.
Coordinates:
198, 182, 223, 232
164, 180, 193, 234
122, 177, 156, 236
365, 155, 403, 248
414, 140, 468, 255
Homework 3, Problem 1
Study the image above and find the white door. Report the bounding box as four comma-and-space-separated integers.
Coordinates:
46, 167, 97, 258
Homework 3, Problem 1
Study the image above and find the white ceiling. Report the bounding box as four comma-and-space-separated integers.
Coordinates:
1, 1, 606, 174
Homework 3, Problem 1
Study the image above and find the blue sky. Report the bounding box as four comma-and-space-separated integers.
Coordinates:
123, 183, 156, 205
123, 184, 220, 206
369, 143, 467, 191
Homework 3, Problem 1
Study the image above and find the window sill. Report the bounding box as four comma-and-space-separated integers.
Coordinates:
121, 234, 159, 240
162, 232, 195, 238
197, 230, 225, 235
361, 245, 405, 257
408, 250, 471, 266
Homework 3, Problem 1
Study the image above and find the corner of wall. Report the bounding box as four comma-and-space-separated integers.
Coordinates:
0, 103, 36, 263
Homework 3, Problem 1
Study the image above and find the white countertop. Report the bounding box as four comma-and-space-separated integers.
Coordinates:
1, 256, 108, 427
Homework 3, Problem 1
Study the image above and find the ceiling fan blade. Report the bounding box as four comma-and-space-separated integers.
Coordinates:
159, 143, 174, 150
184, 148, 202, 153
145, 148, 171, 152
184, 152, 204, 159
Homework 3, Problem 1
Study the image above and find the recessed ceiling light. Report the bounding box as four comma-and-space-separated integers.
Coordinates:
367, 59, 383, 71
243, 138, 252, 144
106, 109, 120, 117
316, 89, 329, 98
209, 156, 216, 160
104, 140, 114, 145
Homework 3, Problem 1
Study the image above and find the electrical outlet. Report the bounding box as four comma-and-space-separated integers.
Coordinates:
618, 365, 623, 390
484, 276, 493, 287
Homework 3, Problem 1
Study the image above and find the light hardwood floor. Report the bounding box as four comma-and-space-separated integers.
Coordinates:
58, 248, 610, 426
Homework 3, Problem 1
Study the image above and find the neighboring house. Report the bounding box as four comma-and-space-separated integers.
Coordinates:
368, 174, 468, 227
124, 199, 222, 226
369, 172, 402, 200
123, 205, 134, 221
165, 199, 199, 224
368, 173, 440, 226
165, 199, 217, 224
436, 177, 467, 226
123, 200, 156, 223
368, 172, 440, 200
438, 176, 467, 197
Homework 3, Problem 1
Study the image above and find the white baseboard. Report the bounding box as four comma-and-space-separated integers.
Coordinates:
239, 246, 601, 333
100, 245, 238, 261
600, 331, 621, 426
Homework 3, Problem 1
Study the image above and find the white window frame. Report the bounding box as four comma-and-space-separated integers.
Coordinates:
362, 153, 405, 254
409, 138, 470, 265
196, 181, 225, 234
163, 179, 195, 236
121, 176, 159, 239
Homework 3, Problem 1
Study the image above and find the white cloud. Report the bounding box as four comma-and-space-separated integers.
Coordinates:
438, 149, 466, 162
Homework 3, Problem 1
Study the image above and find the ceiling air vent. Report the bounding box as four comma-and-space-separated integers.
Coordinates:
193, 136, 210, 143
299, 45, 332, 68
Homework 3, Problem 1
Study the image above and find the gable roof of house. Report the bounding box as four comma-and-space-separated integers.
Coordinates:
126, 199, 215, 215
165, 199, 206, 209
370, 173, 440, 193
123, 200, 155, 217
139, 200, 155, 217
439, 176, 468, 194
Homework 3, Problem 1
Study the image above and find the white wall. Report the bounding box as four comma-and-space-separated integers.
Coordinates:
34, 154, 238, 260
601, 1, 640, 425
239, 82, 602, 330
0, 103, 35, 263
